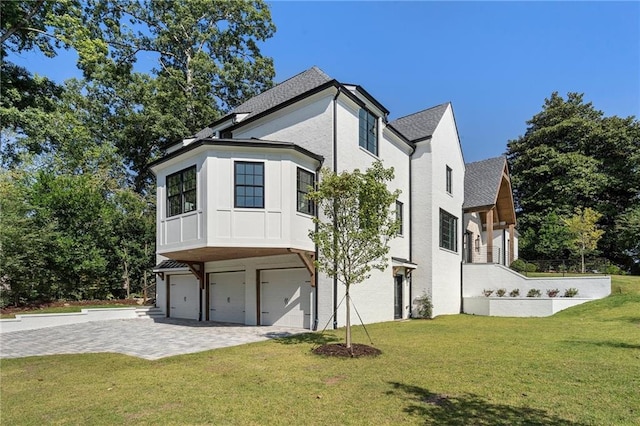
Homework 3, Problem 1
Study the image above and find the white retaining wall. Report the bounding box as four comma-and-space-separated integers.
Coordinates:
0, 308, 140, 334
462, 263, 611, 317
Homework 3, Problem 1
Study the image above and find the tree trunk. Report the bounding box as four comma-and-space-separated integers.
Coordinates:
345, 285, 352, 352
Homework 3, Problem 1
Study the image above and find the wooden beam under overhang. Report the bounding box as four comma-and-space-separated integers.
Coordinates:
163, 246, 293, 263
289, 248, 316, 287
184, 261, 205, 289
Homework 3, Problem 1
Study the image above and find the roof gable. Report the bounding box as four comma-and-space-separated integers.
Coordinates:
231, 66, 333, 120
463, 156, 507, 210
388, 102, 449, 142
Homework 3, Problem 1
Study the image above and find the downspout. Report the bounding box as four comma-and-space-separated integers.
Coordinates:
332, 87, 341, 329
313, 161, 322, 331
460, 206, 464, 313
408, 143, 416, 318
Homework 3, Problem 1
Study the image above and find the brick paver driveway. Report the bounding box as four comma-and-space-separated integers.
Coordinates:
0, 318, 305, 360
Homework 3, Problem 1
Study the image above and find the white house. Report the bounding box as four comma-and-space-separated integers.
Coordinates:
150, 66, 501, 328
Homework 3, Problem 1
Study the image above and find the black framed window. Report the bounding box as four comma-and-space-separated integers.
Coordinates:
359, 108, 378, 155
446, 165, 452, 194
166, 166, 197, 217
439, 209, 458, 252
235, 161, 264, 208
396, 200, 403, 235
297, 168, 314, 215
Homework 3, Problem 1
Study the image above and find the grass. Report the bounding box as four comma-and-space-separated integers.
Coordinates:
1, 276, 639, 425
0, 304, 136, 319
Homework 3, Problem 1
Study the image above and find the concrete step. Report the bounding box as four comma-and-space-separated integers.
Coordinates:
135, 307, 164, 319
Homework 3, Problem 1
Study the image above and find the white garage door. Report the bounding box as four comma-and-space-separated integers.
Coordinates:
209, 271, 245, 324
170, 275, 199, 320
261, 269, 311, 329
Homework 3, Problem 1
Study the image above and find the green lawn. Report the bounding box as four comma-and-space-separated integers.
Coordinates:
1, 276, 638, 425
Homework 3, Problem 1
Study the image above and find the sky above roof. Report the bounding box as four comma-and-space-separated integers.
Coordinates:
9, 1, 639, 163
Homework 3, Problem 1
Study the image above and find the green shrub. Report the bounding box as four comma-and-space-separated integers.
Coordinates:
527, 288, 542, 297
509, 288, 520, 297
525, 263, 538, 273
510, 259, 527, 272
604, 264, 623, 275
415, 292, 433, 319
564, 288, 579, 297
496, 288, 507, 297
482, 289, 494, 297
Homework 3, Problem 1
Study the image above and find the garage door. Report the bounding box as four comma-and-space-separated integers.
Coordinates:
260, 269, 311, 329
209, 271, 245, 324
169, 275, 199, 320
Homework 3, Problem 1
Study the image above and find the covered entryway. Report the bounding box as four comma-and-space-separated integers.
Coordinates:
260, 268, 311, 329
169, 275, 199, 320
209, 271, 245, 324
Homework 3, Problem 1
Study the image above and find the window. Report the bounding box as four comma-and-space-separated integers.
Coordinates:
439, 209, 458, 252
359, 108, 378, 155
235, 161, 264, 208
297, 168, 314, 215
395, 200, 403, 235
446, 165, 452, 194
166, 166, 197, 217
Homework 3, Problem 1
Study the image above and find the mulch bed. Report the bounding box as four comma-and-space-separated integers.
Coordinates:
312, 343, 382, 358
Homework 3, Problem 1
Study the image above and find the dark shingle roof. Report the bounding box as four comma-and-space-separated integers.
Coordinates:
231, 66, 333, 120
388, 102, 449, 142
153, 260, 188, 270
463, 156, 507, 210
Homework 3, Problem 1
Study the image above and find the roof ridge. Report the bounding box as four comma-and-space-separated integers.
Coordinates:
390, 102, 450, 122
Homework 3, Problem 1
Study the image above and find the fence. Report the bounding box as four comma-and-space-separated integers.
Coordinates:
511, 258, 612, 276
464, 246, 510, 265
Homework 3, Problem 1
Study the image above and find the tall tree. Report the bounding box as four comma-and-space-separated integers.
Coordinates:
308, 162, 400, 351
563, 208, 605, 274
507, 92, 640, 269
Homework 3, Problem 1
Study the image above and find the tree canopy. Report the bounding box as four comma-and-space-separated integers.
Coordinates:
507, 92, 640, 272
0, 0, 276, 306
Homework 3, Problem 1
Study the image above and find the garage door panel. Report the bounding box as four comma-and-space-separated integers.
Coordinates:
261, 269, 311, 329
209, 272, 245, 324
169, 275, 199, 320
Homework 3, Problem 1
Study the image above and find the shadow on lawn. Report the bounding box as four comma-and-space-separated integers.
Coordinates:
564, 339, 640, 350
270, 332, 340, 345
388, 382, 587, 426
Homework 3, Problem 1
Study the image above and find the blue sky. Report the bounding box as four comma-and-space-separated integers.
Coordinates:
9, 1, 639, 163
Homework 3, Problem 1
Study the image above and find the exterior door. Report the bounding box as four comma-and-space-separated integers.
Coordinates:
260, 269, 311, 329
169, 275, 199, 320
394, 275, 403, 319
209, 271, 245, 324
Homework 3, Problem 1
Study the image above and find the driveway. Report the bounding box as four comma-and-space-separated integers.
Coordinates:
0, 318, 306, 360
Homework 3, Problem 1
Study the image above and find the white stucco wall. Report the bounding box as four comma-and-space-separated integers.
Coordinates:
463, 263, 611, 299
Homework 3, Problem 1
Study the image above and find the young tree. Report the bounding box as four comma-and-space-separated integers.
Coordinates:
563, 207, 605, 273
307, 161, 400, 351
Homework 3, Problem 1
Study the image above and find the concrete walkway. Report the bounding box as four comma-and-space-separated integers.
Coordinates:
0, 318, 306, 360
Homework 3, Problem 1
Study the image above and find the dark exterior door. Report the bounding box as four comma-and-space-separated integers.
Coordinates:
394, 275, 403, 319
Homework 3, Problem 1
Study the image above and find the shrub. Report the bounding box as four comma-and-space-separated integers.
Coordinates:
525, 263, 538, 273
527, 289, 542, 298
509, 288, 520, 297
510, 259, 527, 273
496, 288, 507, 297
482, 289, 494, 297
546, 288, 560, 297
604, 264, 623, 275
415, 292, 433, 319
564, 288, 579, 297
